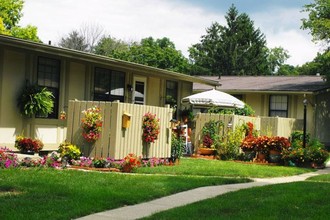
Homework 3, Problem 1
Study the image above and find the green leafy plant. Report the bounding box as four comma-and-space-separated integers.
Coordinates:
201, 120, 223, 148
208, 104, 255, 116
58, 142, 81, 162
171, 132, 185, 162
17, 83, 54, 117
218, 124, 246, 160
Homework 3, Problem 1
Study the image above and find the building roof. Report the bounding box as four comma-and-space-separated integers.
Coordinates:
194, 76, 330, 94
0, 35, 220, 87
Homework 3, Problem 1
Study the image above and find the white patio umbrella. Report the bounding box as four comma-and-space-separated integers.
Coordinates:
181, 89, 245, 109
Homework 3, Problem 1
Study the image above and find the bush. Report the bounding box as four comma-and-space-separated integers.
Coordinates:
218, 124, 245, 160
171, 133, 185, 161
282, 139, 329, 166
58, 142, 81, 162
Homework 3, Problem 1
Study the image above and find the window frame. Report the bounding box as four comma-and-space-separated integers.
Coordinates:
93, 67, 125, 102
269, 95, 288, 118
37, 56, 60, 119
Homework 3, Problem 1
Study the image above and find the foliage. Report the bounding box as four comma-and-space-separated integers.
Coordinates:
58, 23, 104, 52
301, 0, 330, 45
291, 130, 310, 145
0, 0, 40, 42
282, 138, 329, 166
15, 135, 44, 153
266, 47, 290, 74
142, 112, 160, 143
0, 147, 19, 168
17, 84, 54, 117
114, 37, 190, 74
94, 35, 130, 57
171, 132, 185, 161
58, 30, 89, 51
81, 106, 103, 142
189, 5, 268, 76
10, 25, 41, 42
58, 142, 81, 161
208, 104, 255, 116
201, 120, 223, 148
218, 124, 246, 160
0, 0, 23, 29
240, 122, 257, 151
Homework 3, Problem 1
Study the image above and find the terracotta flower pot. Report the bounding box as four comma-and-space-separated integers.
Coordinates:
199, 148, 216, 155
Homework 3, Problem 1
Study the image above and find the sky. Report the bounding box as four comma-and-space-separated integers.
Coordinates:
19, 0, 320, 66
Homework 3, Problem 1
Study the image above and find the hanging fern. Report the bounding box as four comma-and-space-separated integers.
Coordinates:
17, 83, 54, 117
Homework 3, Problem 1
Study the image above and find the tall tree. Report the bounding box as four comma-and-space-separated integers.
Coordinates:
189, 5, 268, 76
0, 0, 40, 42
58, 24, 103, 53
301, 0, 330, 82
58, 30, 88, 51
115, 37, 190, 74
267, 47, 290, 74
94, 35, 129, 57
301, 0, 330, 46
0, 0, 23, 30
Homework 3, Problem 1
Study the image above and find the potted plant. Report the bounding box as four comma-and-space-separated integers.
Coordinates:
81, 106, 103, 142
17, 83, 54, 117
15, 135, 44, 154
268, 136, 290, 163
199, 120, 222, 155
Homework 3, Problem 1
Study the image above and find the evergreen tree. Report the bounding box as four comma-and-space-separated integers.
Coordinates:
189, 5, 268, 76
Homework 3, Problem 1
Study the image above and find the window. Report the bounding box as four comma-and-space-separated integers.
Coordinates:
165, 80, 178, 107
37, 57, 60, 118
269, 95, 288, 117
94, 67, 125, 102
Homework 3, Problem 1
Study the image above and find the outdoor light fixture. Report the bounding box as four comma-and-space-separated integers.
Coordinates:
303, 95, 308, 148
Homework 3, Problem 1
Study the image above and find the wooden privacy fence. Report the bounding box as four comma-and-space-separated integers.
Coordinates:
193, 113, 303, 149
66, 100, 173, 159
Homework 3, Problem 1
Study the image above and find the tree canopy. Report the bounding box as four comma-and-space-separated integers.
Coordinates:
301, 0, 330, 82
189, 5, 269, 76
111, 37, 190, 74
301, 0, 330, 46
0, 0, 40, 42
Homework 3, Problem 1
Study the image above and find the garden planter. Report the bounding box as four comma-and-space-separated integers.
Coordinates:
243, 151, 256, 161
199, 148, 216, 155
269, 150, 282, 163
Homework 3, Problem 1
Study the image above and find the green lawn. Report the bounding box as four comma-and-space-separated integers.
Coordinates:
0, 168, 249, 220
0, 158, 319, 219
137, 158, 314, 178
142, 181, 330, 220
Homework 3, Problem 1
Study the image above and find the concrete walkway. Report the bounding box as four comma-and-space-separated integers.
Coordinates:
77, 164, 330, 220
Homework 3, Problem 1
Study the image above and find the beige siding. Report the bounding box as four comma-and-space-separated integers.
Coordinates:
0, 49, 26, 146
146, 77, 161, 106
67, 62, 86, 102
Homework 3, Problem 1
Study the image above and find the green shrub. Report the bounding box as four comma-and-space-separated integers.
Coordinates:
171, 133, 185, 162
58, 142, 81, 162
218, 124, 245, 160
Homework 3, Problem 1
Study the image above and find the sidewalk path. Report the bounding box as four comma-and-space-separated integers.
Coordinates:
77, 165, 330, 220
